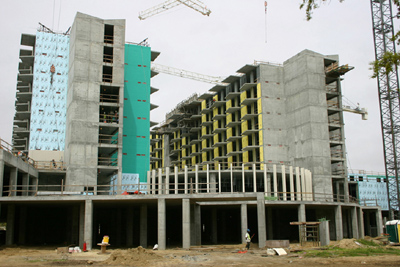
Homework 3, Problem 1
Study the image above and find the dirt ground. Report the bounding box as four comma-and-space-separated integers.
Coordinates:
0, 241, 400, 267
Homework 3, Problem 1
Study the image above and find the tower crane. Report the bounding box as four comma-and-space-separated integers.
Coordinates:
139, 0, 211, 20
370, 0, 400, 219
151, 63, 367, 119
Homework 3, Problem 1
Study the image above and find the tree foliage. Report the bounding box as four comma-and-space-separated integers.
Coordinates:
299, 0, 400, 78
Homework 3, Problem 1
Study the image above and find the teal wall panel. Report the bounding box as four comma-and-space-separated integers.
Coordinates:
122, 44, 151, 184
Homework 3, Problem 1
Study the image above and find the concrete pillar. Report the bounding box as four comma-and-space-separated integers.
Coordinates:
210, 173, 217, 193
84, 200, 93, 250
253, 163, 257, 192
126, 208, 134, 246
79, 202, 84, 248
376, 209, 383, 236
267, 207, 273, 240
211, 208, 217, 244
281, 165, 286, 200
218, 165, 221, 193
295, 167, 300, 201
10, 167, 17, 196
242, 164, 245, 192
206, 164, 210, 193
0, 159, 4, 196
263, 164, 267, 193
6, 204, 15, 245
195, 165, 199, 193
301, 168, 306, 201
182, 199, 190, 249
257, 193, 266, 248
358, 207, 365, 239
152, 170, 156, 194
158, 198, 166, 250
289, 166, 294, 200
174, 166, 178, 194
230, 164, 233, 193
350, 206, 359, 239
298, 204, 306, 222
165, 167, 170, 194
146, 171, 150, 195
158, 168, 163, 194
18, 206, 27, 244
267, 173, 272, 196
241, 204, 248, 244
273, 165, 277, 198
319, 220, 330, 246
334, 205, 343, 240
22, 173, 29, 196
140, 205, 148, 248
184, 166, 188, 194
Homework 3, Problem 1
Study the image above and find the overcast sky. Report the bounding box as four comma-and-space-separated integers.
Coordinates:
0, 0, 393, 173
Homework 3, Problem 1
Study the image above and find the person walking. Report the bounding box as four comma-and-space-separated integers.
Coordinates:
245, 229, 251, 250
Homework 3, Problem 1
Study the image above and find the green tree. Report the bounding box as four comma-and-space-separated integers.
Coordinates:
299, 0, 400, 78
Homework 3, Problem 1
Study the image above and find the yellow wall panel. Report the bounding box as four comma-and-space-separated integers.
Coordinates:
240, 91, 246, 103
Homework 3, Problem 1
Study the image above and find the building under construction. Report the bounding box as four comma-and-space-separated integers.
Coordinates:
0, 12, 383, 250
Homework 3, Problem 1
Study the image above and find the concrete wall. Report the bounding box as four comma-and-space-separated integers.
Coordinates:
284, 50, 333, 196
65, 13, 125, 187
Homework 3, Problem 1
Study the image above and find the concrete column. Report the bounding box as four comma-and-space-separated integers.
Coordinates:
158, 199, 166, 250
282, 165, 287, 200
9, 167, 17, 196
140, 205, 148, 248
289, 166, 294, 200
350, 206, 359, 239
230, 164, 233, 193
334, 205, 343, 240
22, 173, 29, 196
206, 164, 210, 193
253, 163, 257, 192
295, 167, 300, 201
263, 164, 267, 193
267, 207, 273, 240
218, 164, 221, 193
79, 203, 84, 248
319, 221, 330, 246
126, 208, 134, 246
211, 208, 217, 244
257, 193, 266, 248
242, 164, 245, 192
301, 168, 306, 201
158, 168, 163, 194
152, 170, 156, 194
241, 204, 248, 244
18, 206, 27, 244
184, 166, 188, 194
195, 165, 199, 193
298, 204, 306, 222
267, 173, 272, 196
0, 159, 4, 196
84, 200, 93, 250
165, 167, 170, 194
273, 165, 277, 197
358, 207, 365, 239
376, 209, 383, 236
6, 204, 15, 245
174, 166, 178, 194
146, 171, 150, 194
210, 173, 217, 193
182, 199, 190, 249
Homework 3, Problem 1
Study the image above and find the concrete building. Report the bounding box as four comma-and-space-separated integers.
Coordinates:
0, 13, 384, 250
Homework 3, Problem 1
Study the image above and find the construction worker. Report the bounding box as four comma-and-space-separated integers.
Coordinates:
245, 229, 251, 250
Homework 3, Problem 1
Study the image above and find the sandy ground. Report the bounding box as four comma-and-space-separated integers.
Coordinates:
0, 242, 399, 267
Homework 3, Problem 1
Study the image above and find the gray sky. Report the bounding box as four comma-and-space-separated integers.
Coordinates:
0, 0, 391, 173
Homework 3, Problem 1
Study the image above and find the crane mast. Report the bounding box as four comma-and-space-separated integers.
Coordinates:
139, 0, 211, 20
370, 0, 400, 219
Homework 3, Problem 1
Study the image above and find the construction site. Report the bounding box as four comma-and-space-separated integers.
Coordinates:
0, 1, 399, 264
